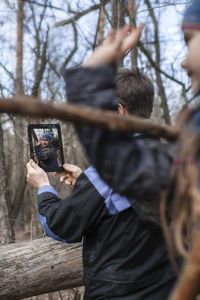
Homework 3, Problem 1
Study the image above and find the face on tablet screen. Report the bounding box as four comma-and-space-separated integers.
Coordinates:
27, 124, 64, 172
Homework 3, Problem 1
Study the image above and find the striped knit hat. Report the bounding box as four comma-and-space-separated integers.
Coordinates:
182, 0, 200, 30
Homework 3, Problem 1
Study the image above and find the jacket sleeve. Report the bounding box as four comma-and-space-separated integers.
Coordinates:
37, 172, 109, 243
63, 64, 176, 216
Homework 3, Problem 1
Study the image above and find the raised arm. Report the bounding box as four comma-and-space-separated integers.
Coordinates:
64, 26, 175, 216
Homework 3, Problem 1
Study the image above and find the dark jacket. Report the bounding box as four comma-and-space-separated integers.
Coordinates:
38, 165, 176, 300
34, 144, 59, 172
63, 64, 176, 218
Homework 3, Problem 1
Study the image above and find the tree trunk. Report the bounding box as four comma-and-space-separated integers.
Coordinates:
0, 121, 13, 244
118, 0, 125, 27
0, 237, 83, 300
98, 5, 105, 45
128, 0, 137, 67
144, 0, 171, 124
16, 0, 24, 95
111, 0, 125, 28
111, 0, 125, 67
11, 0, 26, 234
111, 0, 118, 29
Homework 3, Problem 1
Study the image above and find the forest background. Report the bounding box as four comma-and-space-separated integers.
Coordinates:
0, 0, 192, 299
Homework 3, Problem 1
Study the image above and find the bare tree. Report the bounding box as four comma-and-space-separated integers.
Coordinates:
0, 1, 193, 298
9, 0, 26, 238
128, 0, 137, 67
0, 119, 13, 244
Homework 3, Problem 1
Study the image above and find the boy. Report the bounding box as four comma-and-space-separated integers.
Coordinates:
26, 68, 177, 299
34, 132, 59, 172
63, 0, 200, 217
63, 25, 174, 218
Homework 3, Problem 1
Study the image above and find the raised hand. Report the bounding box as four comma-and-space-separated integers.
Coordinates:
84, 25, 144, 67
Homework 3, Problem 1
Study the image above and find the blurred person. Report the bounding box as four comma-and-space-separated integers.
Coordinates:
27, 67, 177, 300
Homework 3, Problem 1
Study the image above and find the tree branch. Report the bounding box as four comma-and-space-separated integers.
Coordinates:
31, 27, 49, 97
23, 0, 65, 11
60, 22, 78, 73
0, 62, 15, 82
54, 2, 110, 28
138, 41, 186, 88
0, 96, 179, 141
137, 2, 191, 15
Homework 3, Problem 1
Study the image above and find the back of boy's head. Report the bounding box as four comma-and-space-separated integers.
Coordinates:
116, 68, 154, 119
182, 0, 200, 30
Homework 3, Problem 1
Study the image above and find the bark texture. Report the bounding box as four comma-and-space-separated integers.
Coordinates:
0, 122, 12, 244
0, 96, 179, 141
0, 237, 83, 300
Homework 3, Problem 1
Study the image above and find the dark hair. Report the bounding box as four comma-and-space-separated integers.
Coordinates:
116, 68, 154, 118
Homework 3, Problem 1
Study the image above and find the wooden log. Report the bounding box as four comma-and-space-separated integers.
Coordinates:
0, 96, 179, 141
0, 237, 83, 300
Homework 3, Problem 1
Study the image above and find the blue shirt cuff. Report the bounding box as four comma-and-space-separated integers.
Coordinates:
37, 185, 59, 198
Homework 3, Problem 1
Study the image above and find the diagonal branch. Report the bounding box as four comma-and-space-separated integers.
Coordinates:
0, 62, 15, 82
0, 96, 179, 141
60, 22, 78, 73
23, 0, 65, 11
31, 28, 49, 97
54, 1, 110, 27
137, 2, 191, 15
138, 41, 186, 88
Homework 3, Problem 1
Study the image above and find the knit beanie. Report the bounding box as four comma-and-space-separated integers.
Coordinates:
42, 132, 53, 143
182, 0, 200, 30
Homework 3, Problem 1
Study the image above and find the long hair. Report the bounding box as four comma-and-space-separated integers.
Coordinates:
160, 107, 200, 264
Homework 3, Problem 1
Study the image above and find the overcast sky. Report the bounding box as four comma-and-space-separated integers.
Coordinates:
0, 0, 191, 112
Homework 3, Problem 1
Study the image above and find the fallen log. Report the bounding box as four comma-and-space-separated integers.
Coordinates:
0, 96, 179, 141
0, 237, 83, 300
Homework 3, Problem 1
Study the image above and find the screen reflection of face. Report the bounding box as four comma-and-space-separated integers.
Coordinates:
41, 138, 49, 147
